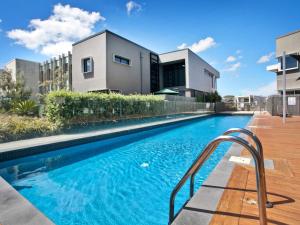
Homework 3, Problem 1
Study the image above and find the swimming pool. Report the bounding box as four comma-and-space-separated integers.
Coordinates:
0, 115, 251, 225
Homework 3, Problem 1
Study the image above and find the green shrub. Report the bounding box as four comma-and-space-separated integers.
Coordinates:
11, 100, 38, 116
45, 90, 165, 125
0, 114, 60, 143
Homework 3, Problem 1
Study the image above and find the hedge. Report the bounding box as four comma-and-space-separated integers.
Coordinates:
45, 91, 165, 124
0, 114, 60, 143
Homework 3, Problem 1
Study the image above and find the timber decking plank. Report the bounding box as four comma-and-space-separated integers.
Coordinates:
210, 115, 300, 225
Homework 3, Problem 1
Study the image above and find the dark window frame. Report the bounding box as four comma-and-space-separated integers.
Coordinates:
279, 54, 299, 71
162, 61, 186, 88
150, 53, 160, 93
81, 57, 93, 74
113, 55, 131, 66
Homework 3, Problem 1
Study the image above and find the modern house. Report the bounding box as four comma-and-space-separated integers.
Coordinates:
267, 29, 300, 95
72, 30, 219, 97
4, 59, 40, 97
2, 30, 219, 98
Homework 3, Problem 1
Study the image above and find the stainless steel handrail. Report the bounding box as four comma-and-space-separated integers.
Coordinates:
223, 128, 272, 208
169, 135, 268, 225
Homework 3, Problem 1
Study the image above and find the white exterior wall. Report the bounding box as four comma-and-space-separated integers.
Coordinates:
5, 60, 17, 81
106, 32, 151, 94
187, 50, 219, 92
159, 49, 188, 90
159, 49, 219, 93
72, 33, 107, 92
5, 59, 40, 98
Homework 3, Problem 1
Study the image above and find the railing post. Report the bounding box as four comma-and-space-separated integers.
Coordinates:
223, 128, 272, 208
169, 135, 268, 225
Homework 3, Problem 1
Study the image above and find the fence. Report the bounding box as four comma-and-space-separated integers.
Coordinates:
46, 98, 215, 124
216, 102, 237, 112
159, 94, 196, 102
216, 101, 266, 113
267, 95, 300, 116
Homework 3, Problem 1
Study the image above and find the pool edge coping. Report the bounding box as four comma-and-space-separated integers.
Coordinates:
0, 113, 214, 163
171, 114, 255, 225
0, 177, 55, 225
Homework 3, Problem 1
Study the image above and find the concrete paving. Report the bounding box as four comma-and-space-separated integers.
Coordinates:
0, 177, 54, 225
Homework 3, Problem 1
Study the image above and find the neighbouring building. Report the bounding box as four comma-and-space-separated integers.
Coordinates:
236, 95, 266, 111
222, 95, 236, 104
267, 29, 300, 95
72, 30, 219, 97
4, 59, 40, 97
39, 52, 72, 94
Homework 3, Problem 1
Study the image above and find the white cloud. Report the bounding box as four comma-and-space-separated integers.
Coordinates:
177, 43, 187, 49
177, 37, 216, 53
257, 52, 274, 64
126, 1, 142, 15
236, 49, 242, 54
242, 80, 277, 96
7, 4, 105, 57
0, 19, 2, 23
224, 62, 241, 72
226, 56, 236, 62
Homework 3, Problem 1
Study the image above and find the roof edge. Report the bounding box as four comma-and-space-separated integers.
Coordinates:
72, 29, 157, 53
277, 29, 300, 39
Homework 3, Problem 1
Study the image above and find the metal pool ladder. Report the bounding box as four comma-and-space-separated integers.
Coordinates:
169, 128, 271, 225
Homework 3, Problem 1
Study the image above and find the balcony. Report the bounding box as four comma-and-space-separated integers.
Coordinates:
266, 63, 280, 72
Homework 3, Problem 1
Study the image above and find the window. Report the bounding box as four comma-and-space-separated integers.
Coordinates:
150, 53, 160, 92
82, 57, 93, 73
279, 54, 298, 70
113, 55, 131, 66
163, 61, 186, 87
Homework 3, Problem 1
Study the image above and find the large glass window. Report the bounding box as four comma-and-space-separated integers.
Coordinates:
163, 61, 185, 87
114, 55, 131, 65
150, 53, 160, 92
280, 54, 298, 70
82, 57, 92, 73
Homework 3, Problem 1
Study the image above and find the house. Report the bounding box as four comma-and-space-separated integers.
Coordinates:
267, 29, 300, 95
72, 30, 219, 97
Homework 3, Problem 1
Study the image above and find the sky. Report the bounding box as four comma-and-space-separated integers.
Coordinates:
0, 0, 300, 96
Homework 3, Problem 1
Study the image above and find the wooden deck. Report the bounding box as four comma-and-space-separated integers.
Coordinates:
210, 114, 300, 225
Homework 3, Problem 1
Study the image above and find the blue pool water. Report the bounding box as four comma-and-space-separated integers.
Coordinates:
0, 115, 251, 225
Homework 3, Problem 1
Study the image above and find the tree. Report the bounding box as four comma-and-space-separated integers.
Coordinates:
210, 91, 222, 103
0, 69, 32, 110
196, 91, 222, 103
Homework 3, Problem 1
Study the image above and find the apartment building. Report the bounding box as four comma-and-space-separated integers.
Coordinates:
267, 29, 300, 95
72, 30, 219, 97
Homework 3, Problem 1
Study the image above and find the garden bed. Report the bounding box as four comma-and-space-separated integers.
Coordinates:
0, 114, 60, 143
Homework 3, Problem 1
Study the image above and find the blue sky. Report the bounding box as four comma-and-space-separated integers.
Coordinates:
0, 0, 299, 96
